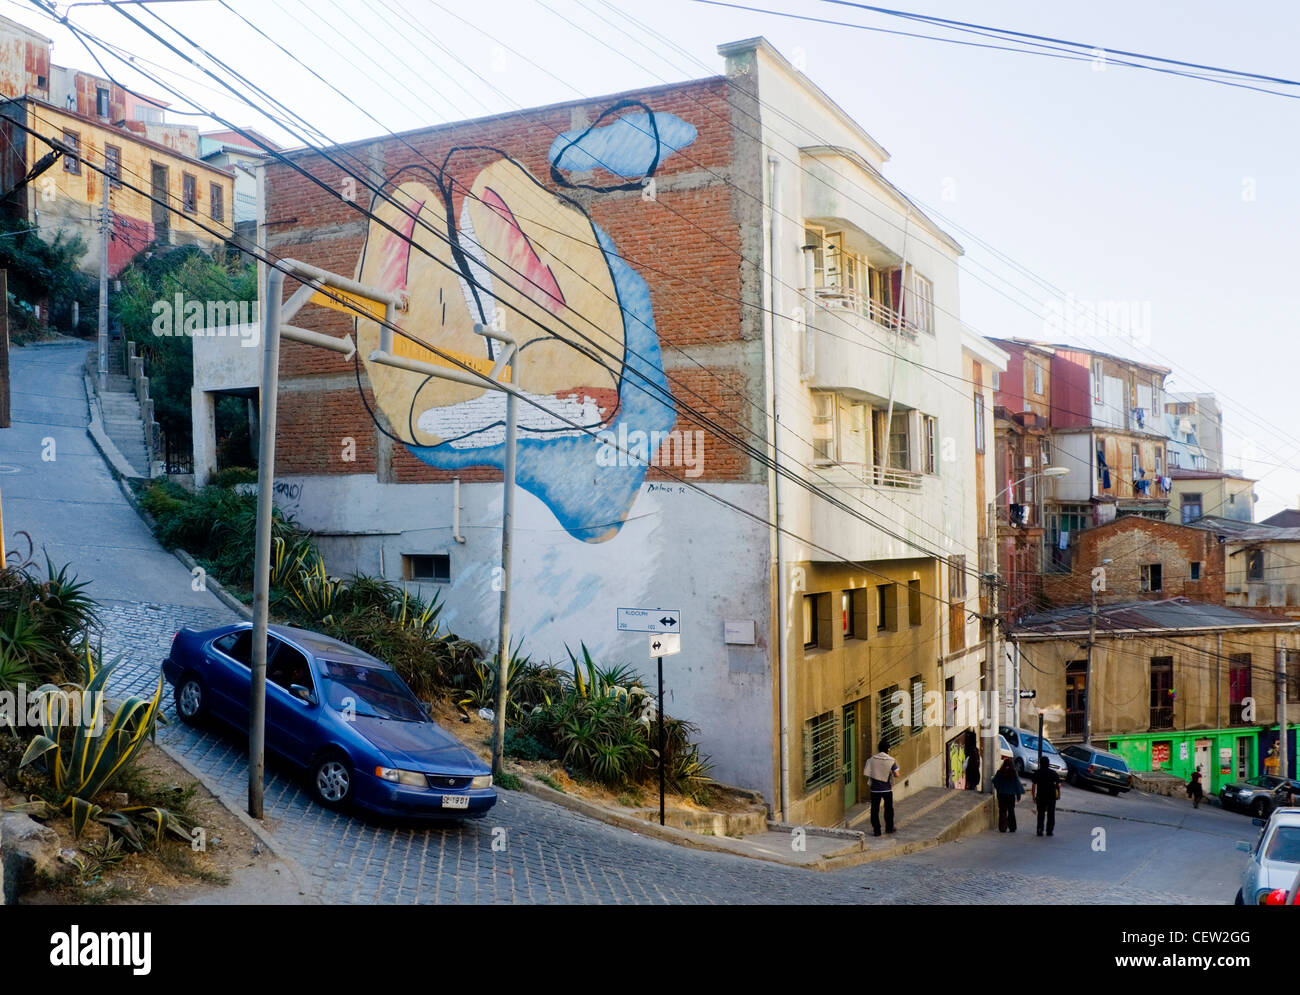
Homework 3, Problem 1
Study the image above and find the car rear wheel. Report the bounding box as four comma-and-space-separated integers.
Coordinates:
1108, 787, 1119, 796
174, 674, 207, 724
311, 753, 354, 808
1252, 798, 1270, 818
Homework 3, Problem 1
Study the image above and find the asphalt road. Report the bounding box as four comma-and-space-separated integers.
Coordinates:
3, 340, 1260, 904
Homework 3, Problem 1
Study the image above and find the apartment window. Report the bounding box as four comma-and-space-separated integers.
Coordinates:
878, 685, 904, 752
949, 555, 967, 600
923, 415, 937, 474
1150, 657, 1174, 730
802, 594, 821, 650
877, 584, 897, 633
1093, 360, 1104, 402
401, 553, 449, 583
1066, 660, 1087, 736
802, 711, 839, 790
1190, 561, 1202, 581
1180, 493, 1202, 524
182, 172, 197, 213
1140, 563, 1162, 593
1287, 650, 1300, 704
1247, 549, 1265, 581
991, 371, 1000, 391
907, 579, 922, 627
1032, 362, 1043, 396
104, 144, 121, 189
973, 391, 985, 454
910, 674, 925, 733
62, 129, 80, 173
1132, 443, 1141, 474
95, 86, 109, 118
912, 273, 934, 334
1229, 654, 1252, 725
1229, 492, 1236, 506
210, 182, 225, 222
1169, 449, 1181, 468
1155, 449, 1162, 476
804, 226, 826, 287
812, 392, 866, 465
35, 73, 46, 88
843, 589, 868, 640
812, 392, 835, 462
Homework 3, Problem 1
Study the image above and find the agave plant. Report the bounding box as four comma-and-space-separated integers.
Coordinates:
565, 642, 644, 700
16, 645, 189, 850
286, 557, 345, 622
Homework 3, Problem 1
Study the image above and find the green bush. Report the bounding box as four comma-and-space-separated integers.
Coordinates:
209, 466, 258, 488
503, 727, 555, 762
0, 557, 99, 686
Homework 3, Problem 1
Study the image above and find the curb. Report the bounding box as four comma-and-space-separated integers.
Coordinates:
113, 474, 254, 622
83, 373, 144, 482
148, 735, 316, 903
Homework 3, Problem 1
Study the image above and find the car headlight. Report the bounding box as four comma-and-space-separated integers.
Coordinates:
471, 774, 493, 789
375, 766, 427, 788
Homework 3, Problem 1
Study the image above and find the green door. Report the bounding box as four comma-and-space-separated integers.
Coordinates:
843, 704, 858, 811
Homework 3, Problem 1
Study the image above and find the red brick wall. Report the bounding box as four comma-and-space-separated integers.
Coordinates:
265, 78, 754, 485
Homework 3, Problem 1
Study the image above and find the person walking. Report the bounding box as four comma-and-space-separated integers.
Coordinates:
992, 758, 1023, 832
1187, 766, 1204, 809
1032, 756, 1061, 836
865, 739, 900, 837
963, 731, 981, 791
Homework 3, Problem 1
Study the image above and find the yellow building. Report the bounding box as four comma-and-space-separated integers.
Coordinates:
0, 96, 234, 276
1169, 469, 1256, 525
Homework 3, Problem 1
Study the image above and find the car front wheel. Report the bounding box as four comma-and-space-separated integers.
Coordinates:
1108, 787, 1120, 796
311, 753, 354, 808
175, 674, 207, 724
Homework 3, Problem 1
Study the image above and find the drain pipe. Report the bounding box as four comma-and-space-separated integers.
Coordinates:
766, 154, 790, 821
452, 476, 466, 543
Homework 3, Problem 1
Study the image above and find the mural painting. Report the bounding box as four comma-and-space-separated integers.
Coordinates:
353, 102, 698, 543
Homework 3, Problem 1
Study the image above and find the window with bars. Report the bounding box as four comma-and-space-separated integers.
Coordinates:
802, 711, 839, 791
878, 685, 903, 751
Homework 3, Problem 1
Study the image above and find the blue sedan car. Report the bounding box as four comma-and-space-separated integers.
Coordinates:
163, 622, 497, 819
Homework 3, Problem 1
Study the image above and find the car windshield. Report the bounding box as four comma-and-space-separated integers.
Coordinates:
1249, 776, 1282, 788
1020, 733, 1060, 755
319, 659, 425, 722
1264, 826, 1300, 864
1093, 753, 1128, 771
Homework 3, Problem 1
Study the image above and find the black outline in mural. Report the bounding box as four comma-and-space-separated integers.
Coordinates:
547, 98, 662, 194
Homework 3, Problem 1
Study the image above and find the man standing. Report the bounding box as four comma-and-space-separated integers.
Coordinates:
865, 738, 900, 837
1032, 758, 1061, 836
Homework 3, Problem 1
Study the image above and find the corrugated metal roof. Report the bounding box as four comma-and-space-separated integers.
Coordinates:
1187, 516, 1300, 543
1013, 598, 1297, 636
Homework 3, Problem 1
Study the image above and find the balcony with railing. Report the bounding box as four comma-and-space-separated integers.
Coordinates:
809, 459, 924, 491
805, 290, 938, 400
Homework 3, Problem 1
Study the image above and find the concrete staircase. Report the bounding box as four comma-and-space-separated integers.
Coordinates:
99, 378, 151, 475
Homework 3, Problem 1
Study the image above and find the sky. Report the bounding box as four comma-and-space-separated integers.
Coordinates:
11, 0, 1298, 517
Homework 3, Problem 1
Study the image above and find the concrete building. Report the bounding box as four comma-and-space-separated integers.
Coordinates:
1188, 516, 1300, 619
0, 17, 233, 276
1013, 599, 1298, 795
237, 37, 1003, 824
1164, 392, 1224, 473
1168, 467, 1256, 525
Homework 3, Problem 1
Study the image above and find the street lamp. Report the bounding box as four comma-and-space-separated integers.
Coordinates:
982, 466, 1069, 791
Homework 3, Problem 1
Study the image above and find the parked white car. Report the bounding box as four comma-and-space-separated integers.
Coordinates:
999, 725, 1069, 780
1235, 808, 1300, 905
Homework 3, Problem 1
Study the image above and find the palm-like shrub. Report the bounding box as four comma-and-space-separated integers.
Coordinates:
0, 556, 98, 685
17, 646, 190, 850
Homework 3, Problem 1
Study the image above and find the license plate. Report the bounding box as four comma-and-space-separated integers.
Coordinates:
441, 795, 470, 809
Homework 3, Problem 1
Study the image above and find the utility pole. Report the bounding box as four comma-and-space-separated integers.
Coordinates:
1083, 582, 1096, 747
97, 174, 109, 391
982, 500, 999, 793
1280, 640, 1290, 781
491, 349, 518, 777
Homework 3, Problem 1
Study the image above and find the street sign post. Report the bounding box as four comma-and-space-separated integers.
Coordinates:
617, 608, 680, 633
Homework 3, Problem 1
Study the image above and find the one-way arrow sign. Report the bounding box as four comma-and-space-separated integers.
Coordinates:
649, 632, 681, 658
617, 608, 681, 634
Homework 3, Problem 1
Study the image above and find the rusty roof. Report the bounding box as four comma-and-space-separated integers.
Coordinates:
1012, 598, 1298, 638
1186, 516, 1300, 543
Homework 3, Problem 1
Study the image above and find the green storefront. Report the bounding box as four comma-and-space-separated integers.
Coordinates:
1107, 728, 1259, 796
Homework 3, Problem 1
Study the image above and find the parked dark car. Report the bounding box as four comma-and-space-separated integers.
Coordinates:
163, 622, 497, 820
1059, 744, 1133, 795
1220, 774, 1300, 818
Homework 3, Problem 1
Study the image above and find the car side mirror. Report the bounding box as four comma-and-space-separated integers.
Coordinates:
290, 684, 317, 706
1235, 841, 1252, 853
422, 702, 433, 719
